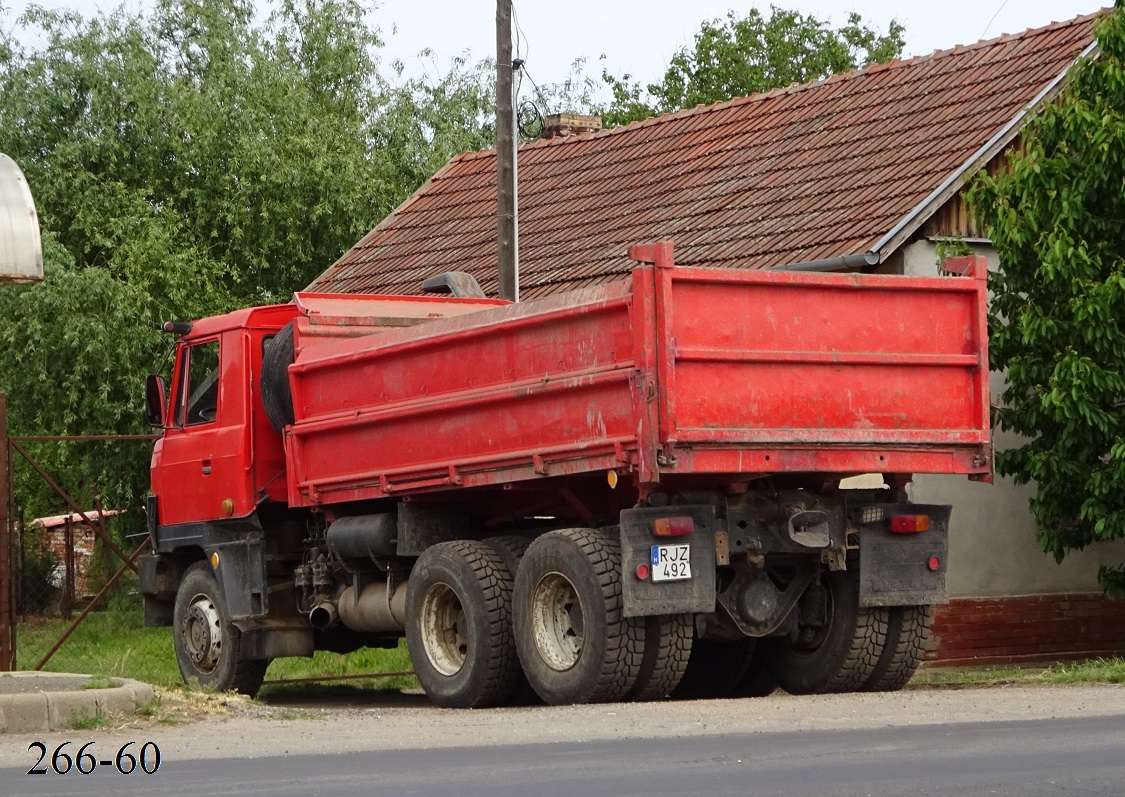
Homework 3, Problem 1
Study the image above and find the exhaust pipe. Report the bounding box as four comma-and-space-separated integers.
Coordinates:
308, 602, 339, 630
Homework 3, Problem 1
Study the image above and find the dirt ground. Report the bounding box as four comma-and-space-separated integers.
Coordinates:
3, 683, 1124, 767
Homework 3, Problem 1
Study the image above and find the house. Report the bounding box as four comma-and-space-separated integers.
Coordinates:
310, 12, 1125, 666
26, 510, 121, 614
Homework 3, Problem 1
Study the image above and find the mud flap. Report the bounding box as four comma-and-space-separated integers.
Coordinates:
858, 504, 950, 607
620, 505, 717, 618
208, 533, 269, 621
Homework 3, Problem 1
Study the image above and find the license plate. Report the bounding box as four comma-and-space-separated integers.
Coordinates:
651, 544, 691, 582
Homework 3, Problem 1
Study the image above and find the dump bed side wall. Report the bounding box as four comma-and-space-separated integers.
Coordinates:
283, 263, 990, 508
285, 283, 640, 506
657, 265, 990, 476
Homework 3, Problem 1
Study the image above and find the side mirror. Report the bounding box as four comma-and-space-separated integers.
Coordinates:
145, 374, 167, 428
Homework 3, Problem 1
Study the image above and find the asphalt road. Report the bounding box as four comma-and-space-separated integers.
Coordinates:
3, 713, 1122, 797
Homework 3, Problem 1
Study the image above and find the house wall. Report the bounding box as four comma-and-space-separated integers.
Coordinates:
901, 238, 1125, 599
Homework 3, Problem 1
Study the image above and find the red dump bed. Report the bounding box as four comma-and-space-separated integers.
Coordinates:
283, 243, 991, 507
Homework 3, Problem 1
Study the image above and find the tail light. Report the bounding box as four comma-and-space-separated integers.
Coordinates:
653, 517, 694, 537
889, 514, 930, 533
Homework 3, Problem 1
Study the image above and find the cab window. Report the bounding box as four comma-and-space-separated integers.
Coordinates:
174, 341, 221, 427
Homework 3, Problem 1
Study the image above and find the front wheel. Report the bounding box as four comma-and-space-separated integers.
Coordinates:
173, 562, 267, 696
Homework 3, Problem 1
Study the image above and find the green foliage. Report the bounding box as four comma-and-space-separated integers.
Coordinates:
19, 536, 59, 614
600, 5, 904, 126
0, 0, 486, 517
2, 0, 391, 311
967, 7, 1125, 596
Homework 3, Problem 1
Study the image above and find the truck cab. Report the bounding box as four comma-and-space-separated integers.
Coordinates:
150, 305, 296, 530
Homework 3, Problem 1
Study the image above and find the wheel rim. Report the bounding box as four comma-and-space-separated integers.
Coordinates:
183, 593, 223, 674
420, 582, 467, 677
532, 572, 584, 671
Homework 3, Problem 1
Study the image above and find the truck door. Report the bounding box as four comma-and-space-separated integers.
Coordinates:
156, 337, 248, 527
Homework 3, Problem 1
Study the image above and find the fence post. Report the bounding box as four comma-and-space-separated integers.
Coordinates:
0, 393, 12, 670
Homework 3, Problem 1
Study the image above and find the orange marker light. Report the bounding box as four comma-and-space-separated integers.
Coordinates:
653, 517, 694, 537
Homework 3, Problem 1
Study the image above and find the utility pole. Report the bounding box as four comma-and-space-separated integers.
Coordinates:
496, 0, 518, 302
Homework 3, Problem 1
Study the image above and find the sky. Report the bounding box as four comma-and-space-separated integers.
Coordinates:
1, 0, 1106, 90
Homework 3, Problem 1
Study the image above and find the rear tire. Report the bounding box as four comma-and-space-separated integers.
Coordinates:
862, 605, 932, 692
173, 562, 267, 696
625, 614, 693, 701
405, 540, 520, 708
729, 642, 778, 698
671, 638, 755, 700
514, 528, 643, 705
483, 535, 540, 705
766, 570, 888, 695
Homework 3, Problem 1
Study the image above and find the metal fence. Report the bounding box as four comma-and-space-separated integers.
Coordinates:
0, 395, 174, 683
0, 394, 416, 692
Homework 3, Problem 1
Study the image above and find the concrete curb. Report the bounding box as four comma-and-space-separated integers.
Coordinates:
0, 673, 156, 733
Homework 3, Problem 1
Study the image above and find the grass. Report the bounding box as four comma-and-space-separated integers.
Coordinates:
69, 713, 109, 730
82, 675, 121, 690
915, 657, 1125, 687
16, 604, 418, 694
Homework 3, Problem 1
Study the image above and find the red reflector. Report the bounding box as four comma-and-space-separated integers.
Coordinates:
653, 517, 695, 537
889, 515, 930, 533
635, 564, 650, 580
928, 556, 941, 572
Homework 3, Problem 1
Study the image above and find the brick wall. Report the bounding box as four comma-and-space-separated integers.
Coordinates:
927, 593, 1125, 667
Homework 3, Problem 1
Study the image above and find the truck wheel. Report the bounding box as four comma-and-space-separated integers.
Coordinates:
626, 614, 693, 701
260, 319, 296, 433
404, 540, 520, 708
862, 605, 932, 692
671, 638, 755, 699
729, 642, 779, 698
765, 570, 888, 695
173, 562, 267, 696
513, 528, 643, 705
483, 535, 541, 705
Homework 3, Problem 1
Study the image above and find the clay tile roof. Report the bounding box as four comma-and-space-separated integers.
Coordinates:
310, 12, 1100, 299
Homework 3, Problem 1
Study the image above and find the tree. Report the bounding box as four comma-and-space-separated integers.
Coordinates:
967, 5, 1125, 596
0, 0, 408, 516
600, 5, 904, 127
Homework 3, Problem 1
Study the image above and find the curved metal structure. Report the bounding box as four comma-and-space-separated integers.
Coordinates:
0, 153, 43, 283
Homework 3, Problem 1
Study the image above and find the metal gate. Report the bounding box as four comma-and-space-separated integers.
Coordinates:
0, 394, 157, 673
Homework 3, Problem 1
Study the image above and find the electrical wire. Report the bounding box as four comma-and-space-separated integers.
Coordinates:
979, 0, 1012, 41
512, 1, 528, 62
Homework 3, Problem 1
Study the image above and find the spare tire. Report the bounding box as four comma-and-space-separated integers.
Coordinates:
261, 320, 296, 433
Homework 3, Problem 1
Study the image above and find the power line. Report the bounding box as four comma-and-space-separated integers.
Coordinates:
980, 0, 1012, 41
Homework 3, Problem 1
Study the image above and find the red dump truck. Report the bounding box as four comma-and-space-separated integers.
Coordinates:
138, 242, 991, 707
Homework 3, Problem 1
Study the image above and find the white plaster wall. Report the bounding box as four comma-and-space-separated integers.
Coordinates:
899, 239, 1125, 597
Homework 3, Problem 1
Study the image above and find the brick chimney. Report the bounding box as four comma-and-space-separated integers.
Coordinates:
540, 113, 603, 140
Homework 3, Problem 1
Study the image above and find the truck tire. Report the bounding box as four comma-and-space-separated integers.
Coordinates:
260, 320, 296, 433
483, 535, 540, 705
862, 605, 932, 692
513, 528, 643, 705
765, 570, 888, 695
625, 614, 693, 701
173, 562, 268, 696
671, 638, 754, 700
729, 642, 779, 698
405, 540, 520, 708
